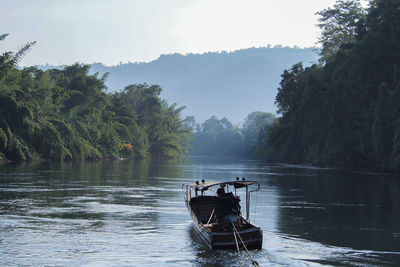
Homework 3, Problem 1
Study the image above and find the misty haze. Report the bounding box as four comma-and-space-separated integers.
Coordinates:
41, 46, 319, 124
1, 0, 400, 266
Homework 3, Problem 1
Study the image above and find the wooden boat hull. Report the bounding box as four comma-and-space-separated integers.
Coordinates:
191, 213, 263, 250
183, 180, 263, 250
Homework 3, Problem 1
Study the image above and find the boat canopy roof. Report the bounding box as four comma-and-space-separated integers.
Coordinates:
184, 180, 260, 192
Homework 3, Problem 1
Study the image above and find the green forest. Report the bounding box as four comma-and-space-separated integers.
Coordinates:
265, 0, 400, 172
190, 112, 275, 156
1, 0, 399, 174
0, 35, 191, 161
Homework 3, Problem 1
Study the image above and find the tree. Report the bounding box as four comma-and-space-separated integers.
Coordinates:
266, 0, 400, 172
192, 116, 244, 156
0, 34, 191, 161
242, 111, 276, 155
191, 113, 277, 157
316, 0, 366, 61
0, 33, 36, 80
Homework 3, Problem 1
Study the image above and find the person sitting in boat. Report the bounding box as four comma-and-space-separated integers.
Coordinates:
215, 186, 242, 231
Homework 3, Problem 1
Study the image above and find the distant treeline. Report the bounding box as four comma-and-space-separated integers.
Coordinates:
266, 0, 400, 172
189, 112, 276, 156
0, 35, 190, 161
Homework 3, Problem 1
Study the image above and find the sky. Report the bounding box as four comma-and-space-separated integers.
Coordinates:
0, 0, 346, 67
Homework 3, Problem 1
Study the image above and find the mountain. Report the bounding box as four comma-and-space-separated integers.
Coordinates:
66, 47, 320, 124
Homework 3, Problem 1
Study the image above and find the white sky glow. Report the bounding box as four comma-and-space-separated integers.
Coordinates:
1, 0, 348, 66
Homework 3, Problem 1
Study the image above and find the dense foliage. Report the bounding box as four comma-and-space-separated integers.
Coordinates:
266, 0, 400, 172
0, 36, 191, 161
191, 112, 276, 156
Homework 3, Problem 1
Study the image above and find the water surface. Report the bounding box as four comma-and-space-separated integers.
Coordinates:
0, 157, 399, 266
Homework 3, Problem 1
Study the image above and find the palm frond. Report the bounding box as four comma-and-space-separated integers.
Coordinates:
0, 33, 9, 41
13, 41, 36, 64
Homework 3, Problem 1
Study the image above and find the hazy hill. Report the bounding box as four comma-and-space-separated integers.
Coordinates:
67, 47, 320, 123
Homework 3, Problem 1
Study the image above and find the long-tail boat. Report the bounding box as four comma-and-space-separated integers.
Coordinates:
183, 178, 262, 250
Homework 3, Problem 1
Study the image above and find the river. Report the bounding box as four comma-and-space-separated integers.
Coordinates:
0, 157, 399, 266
